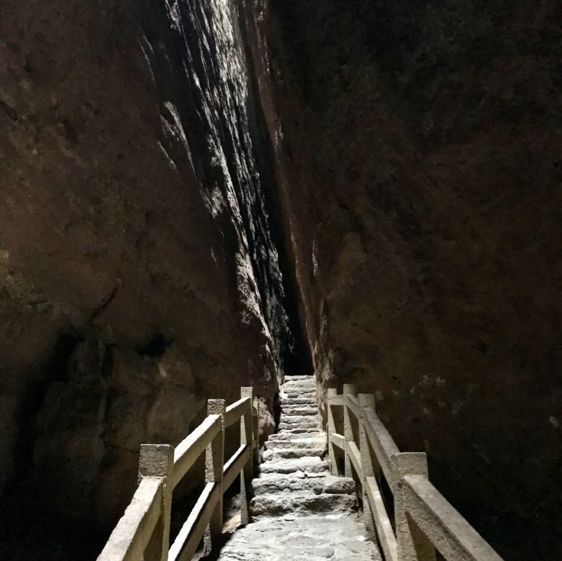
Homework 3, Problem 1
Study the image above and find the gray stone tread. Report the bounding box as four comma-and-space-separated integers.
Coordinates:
280, 396, 316, 402
265, 437, 326, 449
251, 492, 357, 516
216, 377, 381, 561
280, 407, 319, 416
268, 431, 322, 440
252, 475, 355, 495
217, 515, 381, 561
264, 449, 324, 460
259, 457, 329, 474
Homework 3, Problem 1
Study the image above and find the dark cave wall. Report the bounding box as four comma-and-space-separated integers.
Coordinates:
243, 1, 562, 559
0, 1, 561, 560
0, 0, 291, 546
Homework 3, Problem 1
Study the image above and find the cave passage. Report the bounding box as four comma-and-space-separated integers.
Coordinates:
241, 30, 314, 378
265, 183, 313, 376
281, 278, 313, 376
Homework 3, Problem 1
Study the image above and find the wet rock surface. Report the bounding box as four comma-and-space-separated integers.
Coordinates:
216, 376, 380, 561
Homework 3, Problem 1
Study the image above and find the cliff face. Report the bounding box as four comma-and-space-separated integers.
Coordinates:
243, 1, 562, 559
0, 0, 293, 555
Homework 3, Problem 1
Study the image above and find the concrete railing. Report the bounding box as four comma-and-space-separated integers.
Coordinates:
327, 385, 505, 561
97, 387, 257, 561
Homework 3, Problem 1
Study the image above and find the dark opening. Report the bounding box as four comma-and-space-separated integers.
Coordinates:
135, 333, 170, 358
10, 331, 81, 488
277, 250, 314, 375
0, 331, 107, 561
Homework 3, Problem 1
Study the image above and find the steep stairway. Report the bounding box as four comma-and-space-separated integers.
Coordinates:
216, 376, 381, 561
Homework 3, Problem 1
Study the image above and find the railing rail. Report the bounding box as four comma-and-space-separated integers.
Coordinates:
172, 414, 222, 489
327, 385, 504, 561
97, 386, 258, 561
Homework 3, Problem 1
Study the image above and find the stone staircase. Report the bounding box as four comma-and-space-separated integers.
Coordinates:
216, 376, 381, 561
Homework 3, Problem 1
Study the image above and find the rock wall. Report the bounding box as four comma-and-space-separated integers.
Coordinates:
2, 1, 561, 560
0, 0, 294, 556
242, 1, 562, 559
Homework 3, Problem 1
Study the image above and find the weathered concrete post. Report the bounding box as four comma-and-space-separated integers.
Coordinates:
326, 387, 339, 476
358, 393, 376, 541
252, 398, 259, 466
139, 444, 174, 561
392, 452, 436, 561
240, 386, 254, 525
205, 399, 225, 553
343, 383, 357, 478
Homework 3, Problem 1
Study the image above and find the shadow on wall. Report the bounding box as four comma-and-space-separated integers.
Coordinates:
252, 1, 562, 560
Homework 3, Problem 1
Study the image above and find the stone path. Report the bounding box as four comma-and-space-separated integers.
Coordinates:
216, 376, 381, 561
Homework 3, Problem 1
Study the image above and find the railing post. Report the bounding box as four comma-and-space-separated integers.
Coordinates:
139, 444, 174, 561
358, 393, 376, 541
392, 452, 436, 561
205, 399, 225, 553
343, 383, 357, 478
252, 399, 259, 465
326, 387, 339, 475
240, 386, 254, 525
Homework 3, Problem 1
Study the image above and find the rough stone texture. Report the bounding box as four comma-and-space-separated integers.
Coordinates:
2, 1, 561, 560
241, 2, 562, 559
0, 0, 294, 558
216, 515, 381, 561
216, 377, 380, 561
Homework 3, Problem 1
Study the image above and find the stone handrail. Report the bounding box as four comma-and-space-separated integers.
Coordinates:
327, 384, 505, 561
97, 387, 257, 561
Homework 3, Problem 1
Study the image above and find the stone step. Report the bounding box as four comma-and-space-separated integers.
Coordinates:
279, 416, 320, 427
283, 394, 317, 402
252, 475, 355, 496
253, 477, 324, 495
250, 492, 356, 517
283, 382, 316, 390
264, 447, 324, 460
280, 397, 317, 405
282, 390, 316, 397
278, 422, 322, 429
284, 375, 314, 381
278, 424, 321, 433
280, 406, 319, 416
281, 400, 318, 406
278, 425, 322, 433
278, 422, 321, 429
268, 431, 323, 441
281, 409, 320, 421
275, 433, 323, 441
283, 379, 316, 386
215, 514, 382, 561
275, 430, 324, 439
278, 423, 323, 430
258, 457, 329, 475
265, 438, 326, 450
